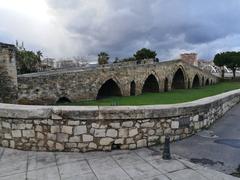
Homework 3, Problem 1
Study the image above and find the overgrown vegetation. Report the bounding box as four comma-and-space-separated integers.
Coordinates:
16, 50, 42, 74
58, 82, 240, 106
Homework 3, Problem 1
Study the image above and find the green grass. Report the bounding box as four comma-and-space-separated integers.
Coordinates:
60, 82, 240, 106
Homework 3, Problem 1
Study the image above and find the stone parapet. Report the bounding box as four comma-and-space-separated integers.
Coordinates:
0, 89, 239, 152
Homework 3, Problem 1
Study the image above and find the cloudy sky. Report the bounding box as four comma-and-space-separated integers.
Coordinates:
1, 0, 240, 61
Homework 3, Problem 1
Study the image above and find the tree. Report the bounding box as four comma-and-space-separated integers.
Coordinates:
214, 51, 240, 79
16, 50, 41, 74
98, 52, 109, 65
134, 48, 157, 60
36, 51, 43, 62
224, 52, 240, 79
214, 53, 227, 78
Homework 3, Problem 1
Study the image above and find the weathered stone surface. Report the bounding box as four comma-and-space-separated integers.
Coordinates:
62, 126, 73, 134
122, 121, 134, 128
119, 129, 128, 137
74, 126, 87, 135
22, 130, 35, 138
57, 133, 69, 142
106, 129, 118, 137
82, 135, 93, 142
88, 142, 97, 149
129, 128, 138, 137
94, 129, 106, 137
137, 139, 147, 148
12, 130, 21, 137
100, 138, 114, 146
171, 121, 179, 129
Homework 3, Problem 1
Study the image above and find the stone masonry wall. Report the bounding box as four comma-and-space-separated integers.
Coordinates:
0, 90, 239, 152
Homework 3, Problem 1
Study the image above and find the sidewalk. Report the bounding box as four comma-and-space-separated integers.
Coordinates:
0, 147, 238, 180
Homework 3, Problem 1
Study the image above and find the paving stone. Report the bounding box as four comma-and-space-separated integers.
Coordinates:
148, 159, 186, 173
58, 160, 92, 178
0, 173, 26, 180
122, 162, 162, 179
112, 153, 145, 167
62, 173, 97, 180
27, 166, 60, 180
168, 168, 206, 180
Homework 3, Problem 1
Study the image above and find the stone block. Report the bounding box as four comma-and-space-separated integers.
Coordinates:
4, 133, 12, 139
62, 126, 73, 134
94, 129, 106, 137
100, 138, 114, 146
129, 128, 138, 137
109, 122, 120, 129
47, 133, 56, 141
22, 130, 35, 138
122, 121, 133, 128
51, 126, 60, 133
35, 125, 42, 132
37, 132, 44, 139
193, 115, 199, 122
56, 143, 64, 150
57, 133, 69, 142
2, 122, 11, 129
171, 121, 179, 129
82, 134, 93, 142
68, 120, 79, 126
88, 142, 97, 149
137, 139, 147, 148
47, 140, 55, 148
69, 136, 80, 142
129, 144, 136, 149
74, 126, 87, 135
2, 140, 9, 147
148, 136, 159, 142
106, 129, 118, 137
12, 130, 21, 137
119, 129, 128, 137
141, 122, 155, 128
114, 138, 124, 144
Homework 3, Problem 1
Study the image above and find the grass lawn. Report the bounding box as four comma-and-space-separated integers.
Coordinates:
60, 82, 240, 106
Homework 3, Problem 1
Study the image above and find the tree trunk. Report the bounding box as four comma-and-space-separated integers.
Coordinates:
221, 67, 225, 78
232, 68, 236, 79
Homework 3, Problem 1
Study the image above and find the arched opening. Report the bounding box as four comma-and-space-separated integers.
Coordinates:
172, 68, 185, 89
164, 78, 168, 92
142, 74, 159, 93
130, 81, 136, 96
192, 75, 200, 88
56, 97, 71, 104
206, 79, 209, 86
202, 77, 204, 86
210, 80, 213, 85
97, 79, 122, 99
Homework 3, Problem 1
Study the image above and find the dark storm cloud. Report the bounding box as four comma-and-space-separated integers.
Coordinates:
3, 0, 240, 60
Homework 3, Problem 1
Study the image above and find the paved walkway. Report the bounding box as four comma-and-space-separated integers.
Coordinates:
0, 146, 238, 180
169, 103, 240, 175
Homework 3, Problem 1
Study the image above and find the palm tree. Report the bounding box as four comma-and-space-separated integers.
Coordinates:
98, 52, 109, 65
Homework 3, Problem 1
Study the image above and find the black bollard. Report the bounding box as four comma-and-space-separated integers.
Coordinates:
162, 136, 171, 160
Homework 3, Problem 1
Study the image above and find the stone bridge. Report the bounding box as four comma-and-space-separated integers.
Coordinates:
17, 60, 218, 105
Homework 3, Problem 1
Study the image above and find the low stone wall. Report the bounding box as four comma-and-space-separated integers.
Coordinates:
0, 90, 240, 152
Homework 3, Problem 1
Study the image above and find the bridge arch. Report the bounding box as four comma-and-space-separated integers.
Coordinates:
206, 79, 210, 86
56, 97, 71, 104
142, 74, 160, 93
130, 81, 136, 96
192, 74, 201, 88
202, 76, 205, 86
171, 67, 187, 89
96, 78, 122, 99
